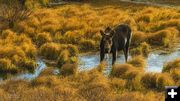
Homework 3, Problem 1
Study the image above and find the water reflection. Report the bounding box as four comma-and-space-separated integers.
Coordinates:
78, 51, 180, 73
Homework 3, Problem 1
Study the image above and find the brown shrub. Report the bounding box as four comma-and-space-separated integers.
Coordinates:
111, 64, 135, 78
39, 67, 56, 76
131, 42, 151, 57
2, 80, 29, 94
97, 61, 106, 73
0, 58, 18, 74
170, 69, 180, 82
148, 28, 178, 47
163, 58, 180, 72
110, 78, 126, 92
32, 75, 61, 87
21, 59, 37, 73
141, 73, 157, 89
20, 86, 54, 101
60, 63, 78, 76
36, 32, 52, 46
79, 81, 111, 101
141, 73, 175, 91
156, 73, 175, 91
0, 89, 8, 101
52, 85, 84, 101
66, 44, 79, 57
126, 74, 143, 91
114, 91, 161, 101
131, 31, 147, 46
80, 39, 96, 51
39, 42, 60, 60
57, 49, 70, 67
128, 55, 146, 69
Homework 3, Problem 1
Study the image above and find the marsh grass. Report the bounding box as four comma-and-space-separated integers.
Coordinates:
162, 58, 180, 83
163, 58, 180, 72
60, 63, 78, 76
131, 42, 151, 57
0, 30, 37, 74
0, 1, 179, 100
128, 55, 146, 68
141, 73, 175, 91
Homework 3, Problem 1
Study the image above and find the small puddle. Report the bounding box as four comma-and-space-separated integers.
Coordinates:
78, 50, 180, 73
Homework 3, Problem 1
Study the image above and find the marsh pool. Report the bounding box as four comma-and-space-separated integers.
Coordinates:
78, 50, 180, 73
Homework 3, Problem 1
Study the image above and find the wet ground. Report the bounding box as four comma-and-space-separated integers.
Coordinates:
0, 49, 179, 82
79, 50, 180, 73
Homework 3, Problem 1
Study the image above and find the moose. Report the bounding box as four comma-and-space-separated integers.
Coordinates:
100, 24, 132, 65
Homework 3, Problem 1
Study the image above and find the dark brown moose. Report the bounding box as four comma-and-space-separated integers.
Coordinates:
100, 24, 132, 65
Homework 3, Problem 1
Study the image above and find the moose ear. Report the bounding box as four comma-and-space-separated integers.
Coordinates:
105, 27, 111, 32
110, 30, 115, 37
100, 30, 104, 36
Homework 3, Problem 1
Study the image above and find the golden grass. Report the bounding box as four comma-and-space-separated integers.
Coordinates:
141, 73, 175, 91
79, 39, 96, 51
0, 58, 18, 74
39, 42, 61, 60
162, 58, 180, 83
0, 1, 179, 100
57, 49, 70, 67
36, 32, 52, 46
111, 64, 135, 78
114, 91, 164, 101
78, 81, 111, 101
147, 27, 179, 47
163, 58, 180, 72
97, 61, 106, 73
170, 69, 180, 82
8, 3, 179, 53
0, 89, 8, 101
128, 55, 146, 68
60, 63, 78, 76
110, 78, 126, 92
0, 64, 172, 100
131, 31, 147, 46
131, 42, 151, 57
0, 30, 37, 74
32, 75, 61, 87
111, 63, 144, 91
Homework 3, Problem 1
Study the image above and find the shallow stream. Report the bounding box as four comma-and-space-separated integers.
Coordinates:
0, 49, 179, 81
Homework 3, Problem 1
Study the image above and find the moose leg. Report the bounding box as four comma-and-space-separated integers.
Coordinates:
123, 48, 127, 62
112, 50, 117, 65
124, 41, 130, 62
100, 51, 105, 62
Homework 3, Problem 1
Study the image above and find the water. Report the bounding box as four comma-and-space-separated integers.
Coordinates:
14, 60, 46, 80
0, 50, 179, 81
0, 60, 46, 82
78, 50, 180, 73
146, 51, 180, 72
